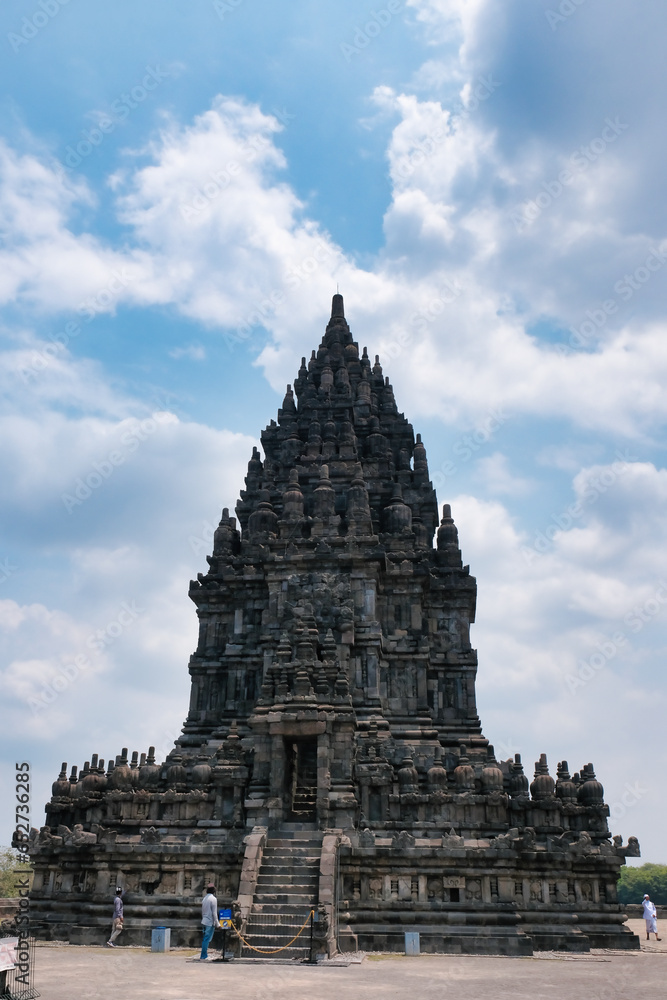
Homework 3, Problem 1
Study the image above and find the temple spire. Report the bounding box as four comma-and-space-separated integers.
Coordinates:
331, 292, 345, 318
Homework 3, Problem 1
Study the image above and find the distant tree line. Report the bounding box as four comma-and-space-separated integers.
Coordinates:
618, 864, 667, 904
0, 847, 33, 898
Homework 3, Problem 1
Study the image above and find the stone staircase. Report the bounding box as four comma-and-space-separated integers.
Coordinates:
289, 741, 317, 820
242, 827, 323, 960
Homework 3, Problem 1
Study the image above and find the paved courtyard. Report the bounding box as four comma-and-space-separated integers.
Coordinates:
29, 922, 666, 1000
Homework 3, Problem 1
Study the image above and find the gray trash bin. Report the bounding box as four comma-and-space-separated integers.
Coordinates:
405, 931, 420, 955
151, 926, 171, 952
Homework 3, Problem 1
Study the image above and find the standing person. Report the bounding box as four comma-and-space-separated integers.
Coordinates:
642, 893, 662, 941
200, 883, 222, 961
106, 888, 124, 947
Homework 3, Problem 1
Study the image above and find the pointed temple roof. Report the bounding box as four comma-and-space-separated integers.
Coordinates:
188, 291, 476, 745
233, 292, 440, 543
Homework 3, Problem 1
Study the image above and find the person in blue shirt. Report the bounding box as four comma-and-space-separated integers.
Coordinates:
106, 888, 124, 947
200, 883, 222, 960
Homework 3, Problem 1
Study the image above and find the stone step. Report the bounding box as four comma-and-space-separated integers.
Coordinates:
263, 844, 321, 854
245, 921, 314, 936
255, 891, 317, 899
249, 829, 322, 927
275, 824, 318, 834
256, 873, 318, 885
253, 892, 315, 908
264, 840, 321, 848
245, 926, 312, 938
261, 854, 320, 864
254, 887, 317, 898
258, 876, 317, 885
250, 902, 317, 913
244, 935, 311, 950
242, 946, 309, 959
255, 886, 318, 897
266, 828, 322, 838
262, 853, 321, 869
258, 860, 320, 872
261, 861, 319, 868
245, 921, 314, 937
259, 872, 317, 881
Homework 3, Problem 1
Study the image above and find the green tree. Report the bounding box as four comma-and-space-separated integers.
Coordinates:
0, 847, 33, 898
618, 863, 667, 905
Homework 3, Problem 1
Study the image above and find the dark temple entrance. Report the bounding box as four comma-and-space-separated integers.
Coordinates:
285, 738, 317, 820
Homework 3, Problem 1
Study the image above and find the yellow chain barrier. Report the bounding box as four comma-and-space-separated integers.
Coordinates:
229, 910, 314, 955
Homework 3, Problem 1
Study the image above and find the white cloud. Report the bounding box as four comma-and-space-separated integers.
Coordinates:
0, 140, 153, 316
1, 79, 665, 440
449, 460, 667, 859
473, 452, 532, 496
0, 345, 258, 843
168, 343, 206, 361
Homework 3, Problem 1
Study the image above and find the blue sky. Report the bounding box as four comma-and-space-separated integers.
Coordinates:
1, 0, 666, 862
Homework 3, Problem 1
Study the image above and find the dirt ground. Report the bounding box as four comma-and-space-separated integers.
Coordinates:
28, 921, 666, 1000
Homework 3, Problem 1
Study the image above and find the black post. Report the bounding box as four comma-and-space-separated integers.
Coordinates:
222, 927, 227, 962
309, 910, 314, 963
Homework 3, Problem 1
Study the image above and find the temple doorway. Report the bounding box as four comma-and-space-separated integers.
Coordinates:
285, 737, 317, 820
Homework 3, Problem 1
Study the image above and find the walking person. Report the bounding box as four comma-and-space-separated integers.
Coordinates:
200, 883, 222, 961
106, 888, 124, 947
642, 893, 662, 941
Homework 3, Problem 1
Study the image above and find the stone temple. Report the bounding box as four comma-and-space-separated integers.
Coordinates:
29, 295, 641, 956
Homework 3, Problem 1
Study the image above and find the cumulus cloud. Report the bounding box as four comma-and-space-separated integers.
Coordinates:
2, 73, 666, 438
0, 141, 153, 316
0, 340, 259, 841
450, 461, 667, 858
168, 343, 206, 361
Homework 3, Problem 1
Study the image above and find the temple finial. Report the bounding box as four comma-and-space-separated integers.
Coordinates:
331, 293, 345, 318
